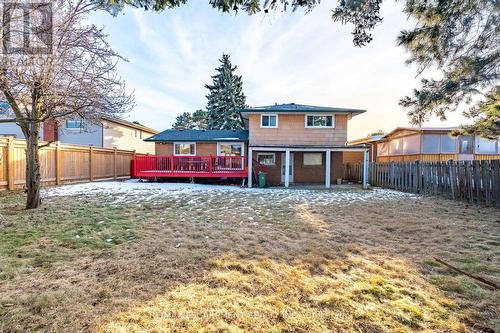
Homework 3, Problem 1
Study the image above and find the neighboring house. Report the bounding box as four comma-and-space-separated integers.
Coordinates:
350, 127, 500, 162
0, 116, 158, 154
346, 134, 384, 163
139, 103, 368, 188
58, 116, 158, 154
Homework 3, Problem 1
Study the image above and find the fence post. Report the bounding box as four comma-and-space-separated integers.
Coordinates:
390, 162, 395, 189
492, 159, 500, 208
362, 149, 369, 189
113, 147, 117, 179
89, 146, 94, 182
7, 137, 14, 190
56, 141, 62, 185
130, 150, 136, 178
448, 160, 455, 200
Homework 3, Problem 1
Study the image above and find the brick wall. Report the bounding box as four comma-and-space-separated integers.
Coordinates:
253, 151, 345, 186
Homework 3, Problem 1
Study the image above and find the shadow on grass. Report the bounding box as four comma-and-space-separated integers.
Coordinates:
0, 189, 498, 332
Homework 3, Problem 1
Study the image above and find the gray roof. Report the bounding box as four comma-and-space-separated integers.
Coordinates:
240, 103, 366, 114
145, 129, 249, 142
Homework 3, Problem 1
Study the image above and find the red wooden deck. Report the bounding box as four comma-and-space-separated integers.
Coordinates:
131, 155, 249, 179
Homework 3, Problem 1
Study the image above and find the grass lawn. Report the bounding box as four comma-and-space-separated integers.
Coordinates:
0, 181, 498, 332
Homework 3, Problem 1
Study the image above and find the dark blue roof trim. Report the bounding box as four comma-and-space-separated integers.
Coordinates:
145, 129, 249, 142
240, 103, 365, 114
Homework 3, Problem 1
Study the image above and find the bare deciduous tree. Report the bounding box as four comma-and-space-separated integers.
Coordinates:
0, 0, 134, 209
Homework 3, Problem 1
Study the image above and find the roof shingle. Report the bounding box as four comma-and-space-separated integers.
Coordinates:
240, 103, 365, 114
145, 129, 249, 142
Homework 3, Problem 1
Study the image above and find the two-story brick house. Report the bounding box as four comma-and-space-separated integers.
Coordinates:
137, 103, 369, 188
241, 103, 367, 187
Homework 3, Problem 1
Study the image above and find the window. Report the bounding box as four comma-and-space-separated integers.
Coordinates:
476, 136, 497, 154
218, 143, 244, 156
66, 119, 83, 129
402, 135, 420, 154
260, 114, 278, 128
305, 115, 334, 128
459, 136, 473, 154
422, 134, 440, 153
377, 142, 389, 156
389, 138, 403, 155
303, 153, 323, 166
257, 153, 275, 166
174, 142, 196, 156
440, 135, 457, 153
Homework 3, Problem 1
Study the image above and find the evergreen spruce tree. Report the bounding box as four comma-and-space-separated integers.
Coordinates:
192, 109, 208, 129
205, 54, 246, 130
172, 112, 195, 129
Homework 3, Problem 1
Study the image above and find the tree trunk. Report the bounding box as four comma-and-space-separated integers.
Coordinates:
25, 122, 41, 209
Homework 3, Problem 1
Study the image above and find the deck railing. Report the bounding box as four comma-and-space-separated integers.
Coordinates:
132, 155, 248, 178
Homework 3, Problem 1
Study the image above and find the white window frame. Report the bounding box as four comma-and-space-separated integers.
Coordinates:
257, 152, 276, 166
217, 142, 245, 156
66, 119, 83, 130
173, 142, 196, 156
304, 114, 335, 128
260, 114, 278, 128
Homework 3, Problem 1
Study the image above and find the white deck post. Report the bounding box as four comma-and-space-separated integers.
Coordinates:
248, 147, 253, 188
284, 148, 290, 188
325, 149, 331, 188
362, 149, 369, 189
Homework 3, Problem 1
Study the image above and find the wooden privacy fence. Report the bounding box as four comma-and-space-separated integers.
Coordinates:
344, 160, 500, 207
0, 137, 138, 190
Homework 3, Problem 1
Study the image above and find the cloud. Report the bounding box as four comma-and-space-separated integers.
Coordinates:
89, 1, 469, 137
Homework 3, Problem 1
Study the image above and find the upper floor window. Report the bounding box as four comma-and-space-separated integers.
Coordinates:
260, 114, 278, 128
174, 142, 196, 156
66, 119, 83, 129
305, 115, 334, 128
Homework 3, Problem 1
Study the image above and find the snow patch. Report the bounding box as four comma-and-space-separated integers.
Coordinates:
42, 179, 416, 206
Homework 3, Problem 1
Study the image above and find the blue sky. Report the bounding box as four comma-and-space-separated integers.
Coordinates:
89, 1, 468, 140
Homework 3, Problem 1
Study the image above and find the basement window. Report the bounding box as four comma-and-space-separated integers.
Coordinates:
257, 153, 276, 166
303, 153, 322, 166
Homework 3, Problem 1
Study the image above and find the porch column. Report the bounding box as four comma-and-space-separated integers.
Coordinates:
248, 147, 253, 188
325, 149, 331, 188
284, 148, 290, 188
362, 149, 369, 189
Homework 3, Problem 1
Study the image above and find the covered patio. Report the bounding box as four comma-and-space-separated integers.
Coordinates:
247, 145, 369, 189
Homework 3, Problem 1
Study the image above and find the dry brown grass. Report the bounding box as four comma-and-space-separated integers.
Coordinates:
0, 184, 498, 332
